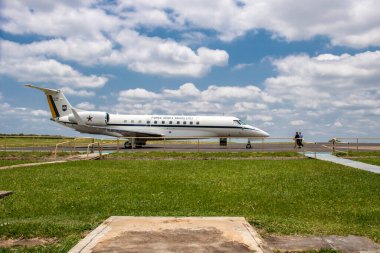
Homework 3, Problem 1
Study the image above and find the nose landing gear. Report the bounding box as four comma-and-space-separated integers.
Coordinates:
124, 141, 132, 149
246, 139, 252, 149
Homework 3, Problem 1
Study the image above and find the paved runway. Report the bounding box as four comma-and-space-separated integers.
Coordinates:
2, 142, 379, 153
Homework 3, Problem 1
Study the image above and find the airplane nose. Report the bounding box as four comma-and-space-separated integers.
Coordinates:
257, 129, 270, 137
247, 125, 270, 137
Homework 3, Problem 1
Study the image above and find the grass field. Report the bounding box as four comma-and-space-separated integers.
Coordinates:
0, 159, 379, 252
110, 151, 302, 159
0, 152, 81, 169
0, 160, 34, 167
335, 151, 380, 157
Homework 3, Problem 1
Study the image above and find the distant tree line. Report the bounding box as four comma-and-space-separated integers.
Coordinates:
0, 133, 66, 138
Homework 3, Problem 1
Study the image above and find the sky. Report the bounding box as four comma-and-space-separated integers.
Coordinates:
0, 0, 379, 141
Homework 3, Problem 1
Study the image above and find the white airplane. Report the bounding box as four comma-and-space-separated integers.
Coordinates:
26, 84, 269, 148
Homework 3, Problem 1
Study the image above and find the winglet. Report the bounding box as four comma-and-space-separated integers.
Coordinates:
71, 108, 85, 126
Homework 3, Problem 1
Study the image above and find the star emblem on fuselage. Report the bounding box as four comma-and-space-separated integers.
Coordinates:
87, 115, 93, 122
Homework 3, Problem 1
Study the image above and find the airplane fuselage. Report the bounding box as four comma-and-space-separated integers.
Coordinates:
58, 113, 269, 139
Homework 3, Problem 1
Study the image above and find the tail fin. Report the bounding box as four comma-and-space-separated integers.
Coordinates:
25, 84, 73, 119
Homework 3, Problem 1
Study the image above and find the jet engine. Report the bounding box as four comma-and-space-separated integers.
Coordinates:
68, 111, 109, 126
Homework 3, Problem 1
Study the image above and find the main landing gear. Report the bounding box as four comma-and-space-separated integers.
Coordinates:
124, 139, 145, 149
246, 139, 252, 149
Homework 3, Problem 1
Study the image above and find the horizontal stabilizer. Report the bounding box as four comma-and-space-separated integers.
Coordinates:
24, 84, 59, 94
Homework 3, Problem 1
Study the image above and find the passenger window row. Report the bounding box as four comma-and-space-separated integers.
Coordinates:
124, 120, 200, 125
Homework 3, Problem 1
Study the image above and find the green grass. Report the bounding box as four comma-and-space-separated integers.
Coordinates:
110, 151, 302, 159
335, 151, 380, 157
0, 159, 379, 252
0, 160, 34, 167
0, 151, 80, 160
0, 137, 70, 148
0, 152, 82, 168
0, 136, 96, 149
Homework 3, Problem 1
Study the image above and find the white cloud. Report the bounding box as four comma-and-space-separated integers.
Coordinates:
263, 50, 380, 138
265, 51, 380, 109
247, 115, 273, 122
1, 1, 229, 78
162, 83, 200, 98
0, 57, 107, 88
119, 88, 160, 101
60, 87, 95, 97
104, 0, 380, 47
290, 120, 305, 126
232, 63, 253, 71
1, 1, 120, 38
2, 0, 378, 88
0, 40, 108, 88
76, 102, 95, 110
102, 31, 228, 77
30, 109, 51, 117
234, 102, 267, 112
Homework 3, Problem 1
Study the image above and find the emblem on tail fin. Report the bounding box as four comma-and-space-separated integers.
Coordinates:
62, 105, 67, 111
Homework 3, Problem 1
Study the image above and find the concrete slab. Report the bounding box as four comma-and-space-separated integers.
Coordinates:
69, 216, 271, 253
0, 191, 13, 199
266, 235, 380, 253
304, 152, 380, 174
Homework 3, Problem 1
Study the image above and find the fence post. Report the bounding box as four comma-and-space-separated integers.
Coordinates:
4, 137, 6, 152
197, 139, 200, 152
356, 138, 359, 152
117, 138, 119, 153
32, 137, 35, 152
99, 140, 103, 159
332, 138, 336, 154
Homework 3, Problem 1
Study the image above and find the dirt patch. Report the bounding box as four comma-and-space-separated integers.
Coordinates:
92, 228, 255, 253
265, 235, 380, 253
0, 238, 58, 248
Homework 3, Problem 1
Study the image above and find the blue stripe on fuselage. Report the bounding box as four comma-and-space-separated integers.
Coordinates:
59, 121, 253, 130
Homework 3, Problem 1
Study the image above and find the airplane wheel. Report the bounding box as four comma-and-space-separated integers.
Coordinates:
246, 144, 252, 149
124, 141, 131, 149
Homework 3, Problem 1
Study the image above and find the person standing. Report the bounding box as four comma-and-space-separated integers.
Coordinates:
294, 132, 300, 149
299, 132, 304, 148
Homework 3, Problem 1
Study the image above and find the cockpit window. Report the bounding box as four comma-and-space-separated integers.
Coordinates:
233, 120, 246, 125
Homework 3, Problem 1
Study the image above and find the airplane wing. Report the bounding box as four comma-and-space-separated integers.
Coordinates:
72, 124, 164, 138
71, 108, 86, 125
